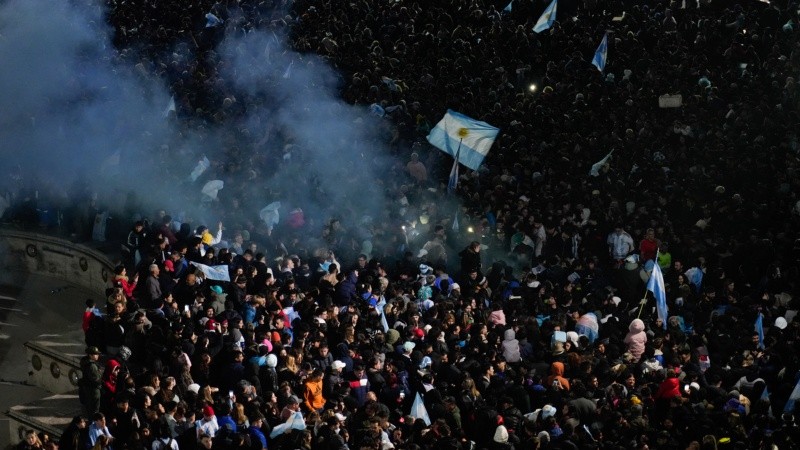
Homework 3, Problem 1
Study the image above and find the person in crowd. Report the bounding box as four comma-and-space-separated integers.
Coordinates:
4, 1, 797, 449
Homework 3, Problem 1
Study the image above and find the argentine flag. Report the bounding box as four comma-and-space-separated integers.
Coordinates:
785, 374, 800, 413
755, 313, 765, 350
190, 261, 231, 282
685, 266, 704, 293
411, 392, 431, 426
589, 150, 613, 176
427, 110, 499, 171
646, 253, 668, 330
205, 12, 223, 28
533, 0, 557, 33
592, 33, 608, 73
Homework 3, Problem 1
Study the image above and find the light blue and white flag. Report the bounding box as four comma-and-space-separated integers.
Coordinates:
592, 33, 608, 72
589, 150, 613, 176
377, 296, 389, 332
756, 313, 765, 350
269, 411, 306, 438
685, 266, 704, 292
189, 156, 210, 182
163, 96, 176, 118
427, 110, 499, 171
369, 103, 385, 117
201, 180, 224, 201
381, 76, 400, 92
205, 13, 223, 28
533, 0, 557, 33
503, 1, 513, 13
452, 212, 459, 233
191, 261, 231, 282
282, 61, 293, 79
259, 202, 281, 229
647, 254, 668, 330
410, 392, 431, 425
785, 374, 800, 413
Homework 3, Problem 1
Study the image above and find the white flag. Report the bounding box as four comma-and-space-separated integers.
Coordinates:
410, 392, 431, 425
189, 156, 210, 182
190, 262, 230, 282
201, 180, 224, 201
163, 96, 176, 118
589, 150, 614, 176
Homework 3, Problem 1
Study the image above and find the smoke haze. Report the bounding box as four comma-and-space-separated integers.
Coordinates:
0, 0, 397, 237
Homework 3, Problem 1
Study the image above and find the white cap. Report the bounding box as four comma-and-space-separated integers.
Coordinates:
332, 360, 346, 370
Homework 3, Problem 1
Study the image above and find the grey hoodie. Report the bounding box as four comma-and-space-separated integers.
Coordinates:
502, 329, 521, 363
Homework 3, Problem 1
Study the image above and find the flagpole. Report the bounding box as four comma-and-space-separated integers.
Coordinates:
448, 138, 463, 195
637, 249, 659, 319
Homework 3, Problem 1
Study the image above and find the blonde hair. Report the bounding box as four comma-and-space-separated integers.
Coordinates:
283, 353, 299, 374
462, 377, 481, 398
232, 403, 249, 426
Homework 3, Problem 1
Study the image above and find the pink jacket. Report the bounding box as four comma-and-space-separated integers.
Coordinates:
624, 319, 647, 362
489, 310, 506, 326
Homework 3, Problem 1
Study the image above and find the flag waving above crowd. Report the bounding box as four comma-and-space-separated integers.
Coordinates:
427, 110, 499, 171
533, 0, 558, 33
592, 32, 609, 72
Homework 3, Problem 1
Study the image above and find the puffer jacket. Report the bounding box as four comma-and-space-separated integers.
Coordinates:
501, 329, 521, 363
624, 318, 648, 362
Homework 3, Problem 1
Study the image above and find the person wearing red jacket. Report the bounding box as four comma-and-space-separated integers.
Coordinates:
639, 228, 661, 263
655, 369, 682, 400
112, 266, 138, 300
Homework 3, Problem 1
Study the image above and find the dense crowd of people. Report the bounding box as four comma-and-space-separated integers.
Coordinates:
6, 0, 800, 449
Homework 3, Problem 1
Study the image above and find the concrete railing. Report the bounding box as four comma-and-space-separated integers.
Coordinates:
0, 230, 113, 447
0, 229, 115, 294
25, 341, 85, 395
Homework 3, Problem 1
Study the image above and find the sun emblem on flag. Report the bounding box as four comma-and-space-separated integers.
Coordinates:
457, 127, 469, 138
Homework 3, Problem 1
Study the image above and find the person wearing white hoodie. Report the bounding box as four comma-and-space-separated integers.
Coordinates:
502, 329, 521, 363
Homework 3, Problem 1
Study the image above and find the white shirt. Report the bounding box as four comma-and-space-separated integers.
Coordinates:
607, 231, 634, 260
196, 416, 220, 438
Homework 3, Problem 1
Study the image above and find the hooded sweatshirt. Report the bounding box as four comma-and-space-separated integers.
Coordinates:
624, 318, 647, 362
545, 362, 570, 391
102, 359, 121, 394
304, 377, 326, 411
501, 329, 521, 363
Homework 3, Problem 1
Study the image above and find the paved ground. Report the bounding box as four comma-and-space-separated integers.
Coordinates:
0, 270, 91, 435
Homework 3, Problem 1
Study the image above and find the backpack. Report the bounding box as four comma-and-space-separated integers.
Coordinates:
154, 438, 173, 450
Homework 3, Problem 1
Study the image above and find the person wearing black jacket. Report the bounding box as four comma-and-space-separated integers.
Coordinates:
58, 416, 88, 450
316, 415, 348, 450
458, 241, 482, 279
